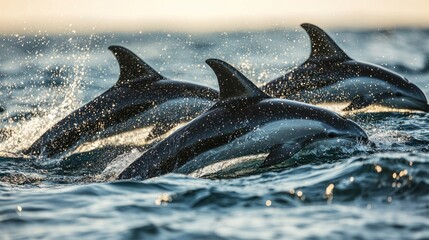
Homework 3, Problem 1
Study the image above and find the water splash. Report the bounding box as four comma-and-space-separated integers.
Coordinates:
99, 148, 144, 181
0, 34, 102, 155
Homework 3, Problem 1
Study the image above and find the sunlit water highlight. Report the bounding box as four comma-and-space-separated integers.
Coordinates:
1, 28, 429, 239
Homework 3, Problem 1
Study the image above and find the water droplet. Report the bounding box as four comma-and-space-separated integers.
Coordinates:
375, 165, 382, 173
387, 196, 392, 203
325, 184, 335, 196
399, 169, 408, 177
155, 193, 172, 206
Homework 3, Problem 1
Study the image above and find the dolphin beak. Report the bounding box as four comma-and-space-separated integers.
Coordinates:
353, 130, 376, 148
411, 97, 429, 112
412, 102, 429, 112
354, 125, 376, 148
357, 135, 376, 147
345, 119, 374, 146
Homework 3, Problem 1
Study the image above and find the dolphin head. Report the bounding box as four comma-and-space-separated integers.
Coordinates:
380, 76, 429, 112
258, 101, 370, 168
345, 61, 429, 112
269, 99, 370, 146
310, 105, 369, 143
324, 116, 369, 143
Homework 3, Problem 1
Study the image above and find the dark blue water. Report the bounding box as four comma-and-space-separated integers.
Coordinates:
1, 27, 429, 239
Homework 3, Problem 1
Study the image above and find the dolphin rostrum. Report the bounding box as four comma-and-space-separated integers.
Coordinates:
261, 23, 429, 112
24, 46, 217, 157
118, 59, 368, 180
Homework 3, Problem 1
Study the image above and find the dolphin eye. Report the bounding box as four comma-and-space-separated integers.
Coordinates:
395, 92, 402, 97
327, 132, 337, 138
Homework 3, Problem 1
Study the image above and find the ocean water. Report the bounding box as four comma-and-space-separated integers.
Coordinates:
1, 27, 429, 239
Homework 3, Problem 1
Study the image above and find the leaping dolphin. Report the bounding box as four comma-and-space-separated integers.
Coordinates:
24, 46, 217, 157
118, 59, 368, 180
261, 23, 429, 112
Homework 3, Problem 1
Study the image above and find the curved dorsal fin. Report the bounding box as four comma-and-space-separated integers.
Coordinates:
108, 45, 164, 86
205, 59, 269, 101
301, 23, 351, 63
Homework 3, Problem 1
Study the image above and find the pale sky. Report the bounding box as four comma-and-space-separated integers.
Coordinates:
1, 0, 428, 34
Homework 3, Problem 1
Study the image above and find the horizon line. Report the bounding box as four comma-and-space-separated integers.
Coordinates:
1, 0, 428, 34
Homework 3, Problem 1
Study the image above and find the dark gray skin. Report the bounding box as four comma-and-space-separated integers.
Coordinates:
118, 59, 368, 180
24, 46, 217, 158
261, 23, 429, 112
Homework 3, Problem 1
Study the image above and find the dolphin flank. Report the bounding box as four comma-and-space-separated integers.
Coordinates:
24, 46, 217, 157
118, 59, 369, 180
261, 23, 429, 112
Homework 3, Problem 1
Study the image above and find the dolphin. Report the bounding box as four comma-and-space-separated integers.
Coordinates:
118, 59, 369, 180
24, 46, 217, 157
261, 23, 429, 112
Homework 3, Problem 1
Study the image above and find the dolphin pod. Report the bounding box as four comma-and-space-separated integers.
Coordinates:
118, 59, 368, 179
261, 23, 429, 112
24, 46, 217, 157
21, 23, 427, 179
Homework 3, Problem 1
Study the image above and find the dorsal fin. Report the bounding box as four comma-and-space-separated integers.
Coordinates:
205, 59, 269, 101
108, 45, 164, 86
301, 23, 351, 63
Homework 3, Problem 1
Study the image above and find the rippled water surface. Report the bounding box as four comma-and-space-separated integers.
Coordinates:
1, 27, 429, 239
